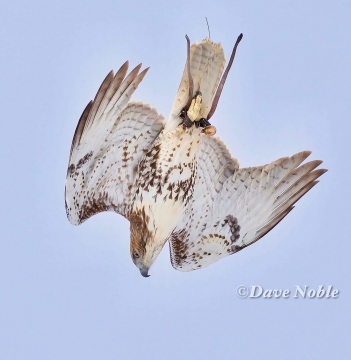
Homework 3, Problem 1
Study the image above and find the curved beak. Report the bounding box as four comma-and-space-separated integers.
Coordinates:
140, 267, 150, 278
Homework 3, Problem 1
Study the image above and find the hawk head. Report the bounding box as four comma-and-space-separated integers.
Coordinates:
129, 207, 164, 277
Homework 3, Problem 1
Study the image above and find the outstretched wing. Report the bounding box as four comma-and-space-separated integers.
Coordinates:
65, 62, 165, 225
168, 136, 327, 271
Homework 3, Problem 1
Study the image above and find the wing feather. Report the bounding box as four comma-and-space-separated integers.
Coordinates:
69, 100, 93, 163
168, 136, 326, 271
65, 63, 165, 225
94, 61, 129, 122
104, 63, 144, 115
83, 70, 114, 136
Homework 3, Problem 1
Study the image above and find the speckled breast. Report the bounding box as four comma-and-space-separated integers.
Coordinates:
132, 125, 203, 240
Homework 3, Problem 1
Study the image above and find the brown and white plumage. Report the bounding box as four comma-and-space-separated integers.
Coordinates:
165, 38, 226, 132
169, 146, 326, 271
66, 62, 164, 223
65, 36, 326, 276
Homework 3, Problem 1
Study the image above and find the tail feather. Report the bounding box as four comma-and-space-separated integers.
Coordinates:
165, 38, 226, 133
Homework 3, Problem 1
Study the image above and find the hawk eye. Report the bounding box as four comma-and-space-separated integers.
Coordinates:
133, 251, 140, 258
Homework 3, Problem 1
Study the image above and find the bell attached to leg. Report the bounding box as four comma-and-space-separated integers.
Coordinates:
202, 125, 217, 136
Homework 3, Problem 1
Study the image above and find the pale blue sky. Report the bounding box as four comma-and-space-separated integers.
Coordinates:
1, 1, 350, 359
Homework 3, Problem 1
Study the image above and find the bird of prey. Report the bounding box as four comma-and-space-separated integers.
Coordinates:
65, 33, 326, 277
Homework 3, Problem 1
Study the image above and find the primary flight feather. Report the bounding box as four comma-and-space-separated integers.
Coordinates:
65, 34, 326, 277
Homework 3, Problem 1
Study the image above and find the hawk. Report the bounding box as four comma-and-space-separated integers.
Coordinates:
65, 34, 326, 277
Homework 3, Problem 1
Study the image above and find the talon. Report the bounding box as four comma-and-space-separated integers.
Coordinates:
202, 125, 216, 136
183, 115, 193, 128
187, 93, 202, 121
199, 118, 211, 127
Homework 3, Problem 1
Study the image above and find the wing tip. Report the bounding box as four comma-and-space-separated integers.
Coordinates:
291, 150, 312, 164
69, 100, 93, 161
137, 66, 150, 80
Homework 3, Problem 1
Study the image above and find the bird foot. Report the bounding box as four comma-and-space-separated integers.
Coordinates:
187, 92, 202, 121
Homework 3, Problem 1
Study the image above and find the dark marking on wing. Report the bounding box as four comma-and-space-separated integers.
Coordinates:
76, 151, 94, 170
